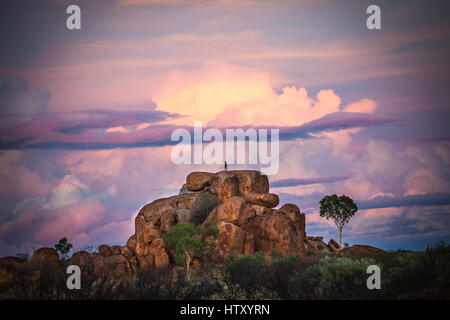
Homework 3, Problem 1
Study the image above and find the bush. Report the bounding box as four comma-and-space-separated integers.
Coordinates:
264, 254, 304, 299
381, 242, 450, 299
6, 242, 450, 300
123, 268, 218, 300
224, 252, 270, 299
296, 256, 379, 299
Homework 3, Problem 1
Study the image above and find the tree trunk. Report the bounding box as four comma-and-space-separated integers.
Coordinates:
184, 249, 191, 281
339, 228, 342, 248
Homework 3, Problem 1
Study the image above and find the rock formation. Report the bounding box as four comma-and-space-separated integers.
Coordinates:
123, 170, 309, 269
70, 170, 349, 274
0, 170, 358, 282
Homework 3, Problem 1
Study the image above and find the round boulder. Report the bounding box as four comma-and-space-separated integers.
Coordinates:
186, 172, 213, 191
32, 247, 60, 264
98, 244, 112, 257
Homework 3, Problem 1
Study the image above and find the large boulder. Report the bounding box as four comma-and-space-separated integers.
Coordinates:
136, 224, 161, 245
304, 236, 331, 252
215, 222, 245, 261
149, 238, 169, 268
111, 246, 122, 255
138, 254, 155, 270
243, 214, 305, 256
98, 244, 112, 257
244, 192, 279, 208
230, 170, 269, 196
120, 246, 135, 258
328, 239, 340, 250
69, 251, 91, 266
135, 191, 217, 239
32, 247, 60, 264
160, 210, 177, 233
279, 203, 305, 239
186, 172, 213, 191
214, 196, 247, 226
137, 197, 176, 231
208, 171, 238, 203
243, 232, 255, 255
0, 257, 30, 284
91, 254, 136, 277
126, 234, 137, 250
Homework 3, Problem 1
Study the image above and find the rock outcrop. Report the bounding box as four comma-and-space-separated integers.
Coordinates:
124, 170, 308, 269
1, 169, 374, 284
32, 247, 60, 264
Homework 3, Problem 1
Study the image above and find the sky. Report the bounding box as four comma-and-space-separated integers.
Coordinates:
0, 0, 449, 256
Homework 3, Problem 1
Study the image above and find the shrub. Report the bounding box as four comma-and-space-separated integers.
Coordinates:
223, 252, 271, 299
381, 242, 450, 299
264, 253, 304, 299
295, 256, 379, 299
123, 267, 218, 300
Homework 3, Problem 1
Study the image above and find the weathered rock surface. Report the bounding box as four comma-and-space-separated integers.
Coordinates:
0, 257, 30, 284
215, 221, 246, 261
69, 251, 91, 266
32, 247, 60, 264
98, 244, 112, 257
244, 192, 279, 208
231, 170, 269, 195
126, 170, 308, 267
304, 236, 331, 252
186, 171, 213, 191
341, 245, 385, 256
91, 254, 136, 277
208, 171, 238, 203
111, 246, 122, 255
328, 239, 340, 250
149, 238, 169, 268
1, 169, 388, 283
214, 196, 247, 226
243, 214, 305, 256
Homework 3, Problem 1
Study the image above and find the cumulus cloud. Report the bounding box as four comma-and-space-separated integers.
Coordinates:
154, 64, 348, 127
343, 98, 377, 113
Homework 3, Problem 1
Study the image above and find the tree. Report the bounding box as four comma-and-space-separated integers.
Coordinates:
164, 222, 219, 277
54, 237, 73, 260
319, 194, 358, 248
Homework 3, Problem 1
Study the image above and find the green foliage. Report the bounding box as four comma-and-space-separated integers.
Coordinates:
3, 241, 449, 300
199, 221, 219, 240
298, 256, 377, 299
264, 254, 305, 299
224, 252, 270, 299
378, 242, 450, 299
270, 249, 282, 260
319, 194, 358, 247
163, 222, 219, 269
190, 192, 218, 225
163, 223, 202, 267
54, 237, 73, 260
198, 221, 219, 266
306, 249, 320, 256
